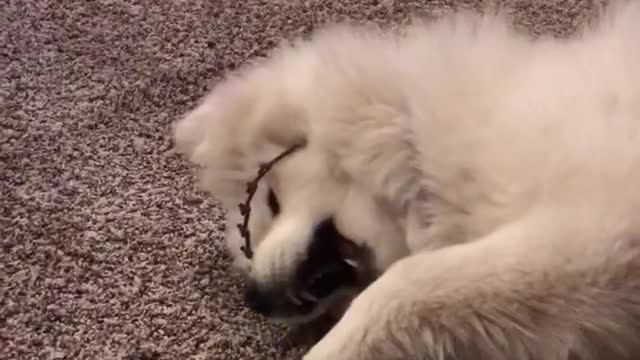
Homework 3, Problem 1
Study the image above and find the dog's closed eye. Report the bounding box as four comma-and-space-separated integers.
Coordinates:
267, 188, 280, 215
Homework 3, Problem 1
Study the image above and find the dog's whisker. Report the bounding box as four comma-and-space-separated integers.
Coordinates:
299, 290, 320, 304
344, 258, 359, 268
287, 289, 304, 306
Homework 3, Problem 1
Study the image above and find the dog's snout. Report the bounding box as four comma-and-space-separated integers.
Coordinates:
244, 282, 274, 316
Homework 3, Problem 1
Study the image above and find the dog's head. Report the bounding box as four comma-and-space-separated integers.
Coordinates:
248, 139, 424, 322
173, 27, 417, 323
173, 83, 408, 324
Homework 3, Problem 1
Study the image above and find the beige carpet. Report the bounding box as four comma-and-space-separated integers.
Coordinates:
1, 0, 605, 359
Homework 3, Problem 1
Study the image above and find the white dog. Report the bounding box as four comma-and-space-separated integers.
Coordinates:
174, 2, 640, 359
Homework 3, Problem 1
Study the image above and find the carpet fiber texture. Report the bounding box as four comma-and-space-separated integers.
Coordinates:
1, 0, 606, 359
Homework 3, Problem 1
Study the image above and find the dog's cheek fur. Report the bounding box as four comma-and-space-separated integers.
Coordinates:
333, 186, 410, 273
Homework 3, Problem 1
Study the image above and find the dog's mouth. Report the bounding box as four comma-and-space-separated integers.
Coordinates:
288, 260, 360, 307
243, 217, 375, 322
272, 265, 364, 325
264, 189, 374, 313
282, 218, 376, 316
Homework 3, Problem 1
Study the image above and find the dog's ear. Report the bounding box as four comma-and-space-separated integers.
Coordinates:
172, 67, 310, 205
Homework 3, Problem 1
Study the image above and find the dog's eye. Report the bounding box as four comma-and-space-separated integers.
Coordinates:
267, 188, 280, 215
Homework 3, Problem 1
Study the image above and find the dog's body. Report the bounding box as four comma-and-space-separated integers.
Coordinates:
174, 3, 640, 359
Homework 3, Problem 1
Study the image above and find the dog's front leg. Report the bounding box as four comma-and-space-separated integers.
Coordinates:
303, 209, 640, 360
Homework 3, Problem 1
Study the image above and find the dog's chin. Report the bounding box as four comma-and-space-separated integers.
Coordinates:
269, 305, 329, 326
269, 288, 357, 326
271, 290, 359, 351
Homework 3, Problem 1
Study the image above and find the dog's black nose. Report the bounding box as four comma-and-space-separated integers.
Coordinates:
244, 282, 273, 316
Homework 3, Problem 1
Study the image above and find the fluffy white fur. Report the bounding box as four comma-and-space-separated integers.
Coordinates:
174, 2, 640, 359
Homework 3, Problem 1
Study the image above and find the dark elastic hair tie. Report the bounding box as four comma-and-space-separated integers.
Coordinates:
237, 143, 305, 259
